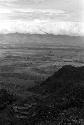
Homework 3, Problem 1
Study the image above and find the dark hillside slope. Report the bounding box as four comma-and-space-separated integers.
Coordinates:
40, 65, 84, 110
27, 65, 84, 124
31, 65, 84, 94
1, 65, 84, 124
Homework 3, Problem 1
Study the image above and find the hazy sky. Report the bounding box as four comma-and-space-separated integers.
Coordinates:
0, 0, 83, 35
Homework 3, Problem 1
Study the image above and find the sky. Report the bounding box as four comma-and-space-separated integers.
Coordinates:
0, 0, 83, 35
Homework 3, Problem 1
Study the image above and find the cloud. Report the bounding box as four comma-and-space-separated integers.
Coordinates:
0, 8, 13, 13
0, 0, 81, 22
0, 0, 82, 35
0, 6, 69, 21
0, 0, 16, 1
0, 20, 83, 36
5, 8, 69, 21
16, 8, 65, 14
0, 0, 44, 4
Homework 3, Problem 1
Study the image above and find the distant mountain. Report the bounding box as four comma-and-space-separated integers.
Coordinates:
0, 33, 84, 48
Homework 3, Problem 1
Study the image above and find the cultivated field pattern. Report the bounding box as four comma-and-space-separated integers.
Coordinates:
0, 34, 84, 95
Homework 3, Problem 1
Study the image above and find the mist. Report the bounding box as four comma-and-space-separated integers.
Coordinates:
0, 20, 83, 36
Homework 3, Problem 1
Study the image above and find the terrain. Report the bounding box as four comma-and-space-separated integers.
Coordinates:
0, 65, 84, 124
0, 34, 84, 124
0, 34, 84, 96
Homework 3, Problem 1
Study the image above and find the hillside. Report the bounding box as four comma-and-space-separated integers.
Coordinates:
26, 65, 84, 124
0, 65, 84, 124
31, 65, 84, 94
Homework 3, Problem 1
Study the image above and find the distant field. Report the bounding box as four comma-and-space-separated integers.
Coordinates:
0, 34, 84, 95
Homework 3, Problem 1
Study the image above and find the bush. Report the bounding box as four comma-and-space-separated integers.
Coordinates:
0, 88, 16, 109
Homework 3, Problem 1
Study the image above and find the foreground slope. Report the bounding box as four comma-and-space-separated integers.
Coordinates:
0, 65, 84, 124
31, 65, 84, 95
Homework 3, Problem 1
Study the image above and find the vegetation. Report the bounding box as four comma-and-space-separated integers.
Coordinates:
0, 65, 84, 124
0, 34, 84, 124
